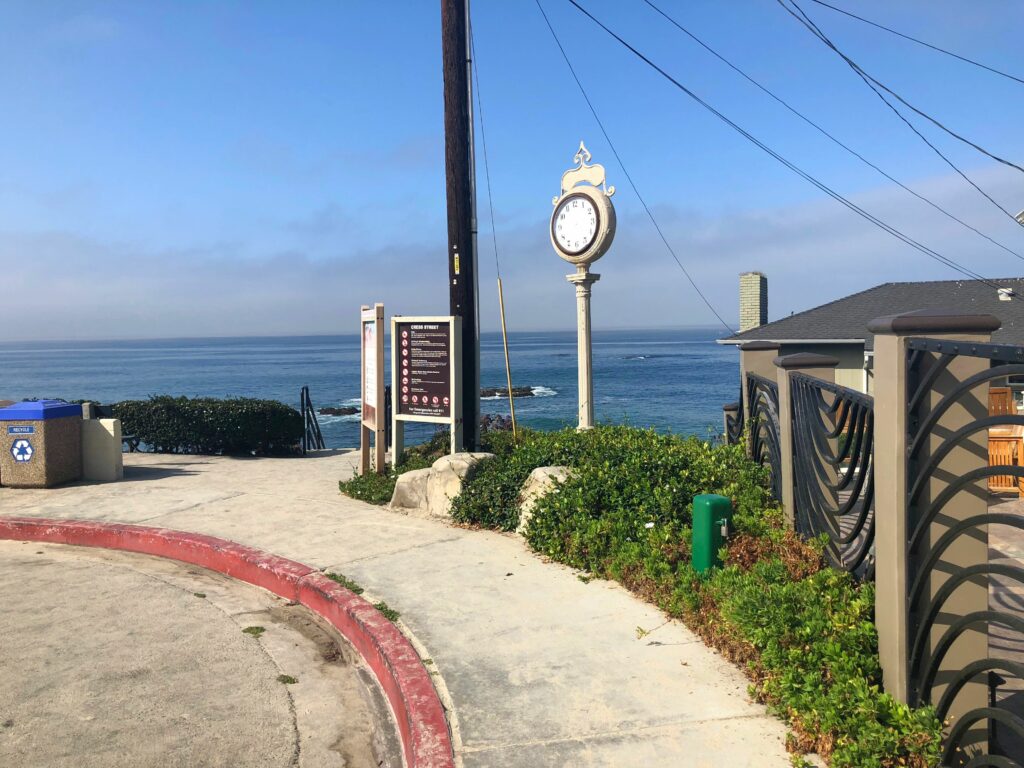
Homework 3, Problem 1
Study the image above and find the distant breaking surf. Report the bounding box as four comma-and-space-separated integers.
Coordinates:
480, 386, 558, 401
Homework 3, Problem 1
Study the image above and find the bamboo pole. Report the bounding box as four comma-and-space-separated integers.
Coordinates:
497, 277, 518, 438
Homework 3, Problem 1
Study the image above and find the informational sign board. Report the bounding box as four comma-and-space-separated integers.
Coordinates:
395, 321, 452, 419
360, 303, 385, 476
362, 312, 379, 427
391, 315, 461, 458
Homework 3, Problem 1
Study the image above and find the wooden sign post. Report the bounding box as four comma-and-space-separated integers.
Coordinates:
360, 303, 385, 475
391, 315, 462, 460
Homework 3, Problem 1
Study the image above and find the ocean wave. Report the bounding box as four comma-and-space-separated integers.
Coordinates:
316, 398, 362, 424
317, 412, 362, 425
481, 385, 558, 400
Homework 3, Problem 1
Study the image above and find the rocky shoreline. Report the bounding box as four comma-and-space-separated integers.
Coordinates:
480, 386, 535, 399
319, 406, 359, 416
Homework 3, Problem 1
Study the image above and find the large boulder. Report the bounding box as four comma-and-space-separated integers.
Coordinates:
517, 466, 572, 535
425, 452, 493, 518
390, 468, 431, 513
390, 452, 494, 518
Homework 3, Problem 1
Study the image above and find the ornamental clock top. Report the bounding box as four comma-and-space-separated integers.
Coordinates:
552, 141, 615, 204
550, 142, 617, 267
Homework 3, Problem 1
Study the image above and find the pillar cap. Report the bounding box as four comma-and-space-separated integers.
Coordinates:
773, 352, 840, 369
739, 340, 780, 351
867, 308, 1001, 336
722, 402, 740, 412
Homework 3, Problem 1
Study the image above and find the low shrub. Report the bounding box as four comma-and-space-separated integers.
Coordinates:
453, 426, 942, 767
112, 396, 302, 455
337, 433, 442, 504
338, 469, 401, 504
451, 426, 768, 534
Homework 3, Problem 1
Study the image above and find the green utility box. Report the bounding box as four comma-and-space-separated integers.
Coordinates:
691, 494, 733, 574
0, 400, 83, 488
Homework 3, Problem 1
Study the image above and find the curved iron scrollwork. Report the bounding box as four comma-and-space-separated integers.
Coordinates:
746, 373, 782, 502
905, 337, 1024, 765
725, 389, 744, 446
790, 373, 875, 581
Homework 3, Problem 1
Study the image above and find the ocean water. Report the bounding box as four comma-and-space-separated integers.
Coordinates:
0, 329, 739, 449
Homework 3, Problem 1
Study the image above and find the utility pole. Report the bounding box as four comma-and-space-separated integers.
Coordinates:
441, 0, 480, 450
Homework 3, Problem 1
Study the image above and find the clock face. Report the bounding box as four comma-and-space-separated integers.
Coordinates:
552, 194, 599, 256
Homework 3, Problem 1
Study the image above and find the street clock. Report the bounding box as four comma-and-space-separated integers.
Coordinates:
550, 142, 616, 267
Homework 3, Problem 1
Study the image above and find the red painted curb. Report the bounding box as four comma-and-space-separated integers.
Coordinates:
0, 517, 455, 768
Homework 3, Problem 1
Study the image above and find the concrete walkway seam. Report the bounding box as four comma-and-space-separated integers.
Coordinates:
0, 516, 455, 768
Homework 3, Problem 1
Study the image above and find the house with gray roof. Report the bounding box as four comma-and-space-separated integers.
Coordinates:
718, 277, 1024, 393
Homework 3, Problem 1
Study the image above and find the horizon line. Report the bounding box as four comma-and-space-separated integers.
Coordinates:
0, 324, 730, 346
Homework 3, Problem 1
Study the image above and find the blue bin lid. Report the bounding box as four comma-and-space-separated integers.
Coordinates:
0, 400, 82, 421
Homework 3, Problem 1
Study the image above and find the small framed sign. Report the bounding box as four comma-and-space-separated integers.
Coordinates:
360, 303, 385, 475
391, 315, 461, 458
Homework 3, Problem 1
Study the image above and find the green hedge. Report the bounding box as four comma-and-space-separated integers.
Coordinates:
112, 396, 303, 455
452, 426, 942, 768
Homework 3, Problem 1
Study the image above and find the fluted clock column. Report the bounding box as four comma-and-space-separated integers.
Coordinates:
567, 267, 600, 430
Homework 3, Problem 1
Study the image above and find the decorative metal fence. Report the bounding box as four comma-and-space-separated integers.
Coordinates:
790, 372, 875, 581
300, 385, 326, 453
746, 373, 782, 502
724, 389, 744, 446
905, 337, 1024, 764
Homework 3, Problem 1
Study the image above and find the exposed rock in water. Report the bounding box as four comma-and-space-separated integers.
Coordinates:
481, 386, 535, 398
319, 406, 358, 416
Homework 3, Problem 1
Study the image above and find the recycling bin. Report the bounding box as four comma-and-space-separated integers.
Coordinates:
0, 400, 83, 488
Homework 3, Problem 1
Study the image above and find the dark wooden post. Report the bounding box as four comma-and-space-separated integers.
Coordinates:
441, 0, 480, 450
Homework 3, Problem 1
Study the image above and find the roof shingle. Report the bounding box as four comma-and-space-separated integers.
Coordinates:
720, 278, 1024, 350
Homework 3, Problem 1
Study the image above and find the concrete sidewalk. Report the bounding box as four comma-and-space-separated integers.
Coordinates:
0, 539, 401, 768
0, 452, 796, 767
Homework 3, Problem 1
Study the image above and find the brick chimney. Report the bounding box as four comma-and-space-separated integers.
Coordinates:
739, 272, 768, 332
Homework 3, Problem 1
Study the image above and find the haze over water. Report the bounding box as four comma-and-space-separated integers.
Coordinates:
0, 329, 738, 448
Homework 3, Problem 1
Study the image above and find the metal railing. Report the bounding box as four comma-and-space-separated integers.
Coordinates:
904, 337, 1024, 764
790, 372, 875, 581
300, 386, 326, 453
746, 372, 782, 502
724, 389, 744, 446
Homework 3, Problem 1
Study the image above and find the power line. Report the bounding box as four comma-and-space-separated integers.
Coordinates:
777, 0, 1024, 226
808, 0, 1024, 87
560, 0, 999, 289
781, 0, 1024, 176
469, 25, 502, 279
641, 0, 1024, 263
535, 0, 737, 334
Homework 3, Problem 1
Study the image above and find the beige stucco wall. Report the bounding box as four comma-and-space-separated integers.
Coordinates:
775, 343, 867, 393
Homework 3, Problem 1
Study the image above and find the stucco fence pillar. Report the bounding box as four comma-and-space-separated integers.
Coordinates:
869, 310, 997, 748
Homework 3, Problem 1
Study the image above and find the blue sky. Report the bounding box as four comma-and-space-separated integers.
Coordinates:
1, 0, 1022, 340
